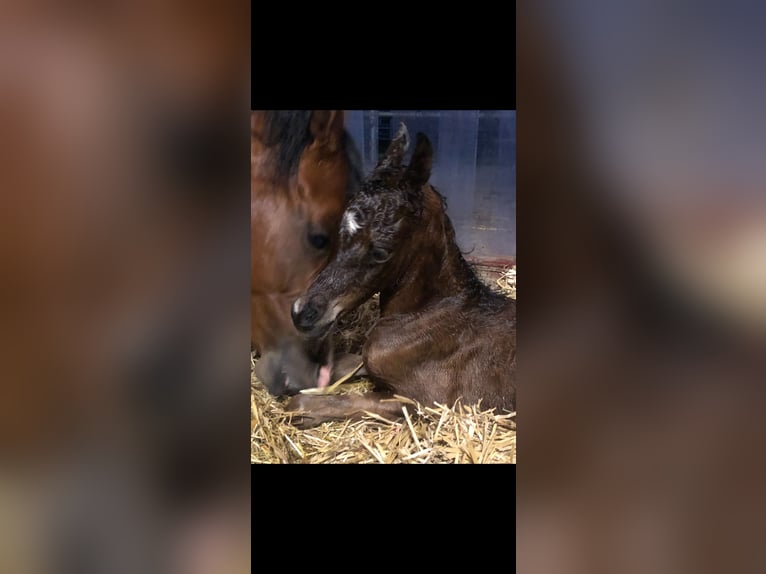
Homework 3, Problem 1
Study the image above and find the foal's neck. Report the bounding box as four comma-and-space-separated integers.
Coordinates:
380, 189, 479, 316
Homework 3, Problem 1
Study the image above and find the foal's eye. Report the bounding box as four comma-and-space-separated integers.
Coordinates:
370, 247, 390, 263
308, 233, 330, 250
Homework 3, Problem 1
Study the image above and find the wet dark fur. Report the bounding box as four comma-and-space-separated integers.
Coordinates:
288, 126, 516, 426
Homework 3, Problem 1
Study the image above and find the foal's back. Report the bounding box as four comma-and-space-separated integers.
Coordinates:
365, 275, 516, 411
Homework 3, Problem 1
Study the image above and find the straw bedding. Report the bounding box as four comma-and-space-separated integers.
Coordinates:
251, 265, 517, 464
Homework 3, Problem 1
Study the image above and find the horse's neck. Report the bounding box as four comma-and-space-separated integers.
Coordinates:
380, 205, 476, 316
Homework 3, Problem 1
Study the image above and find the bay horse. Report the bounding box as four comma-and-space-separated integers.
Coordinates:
287, 124, 517, 427
251, 110, 363, 395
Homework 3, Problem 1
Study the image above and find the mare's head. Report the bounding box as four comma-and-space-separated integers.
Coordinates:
292, 123, 437, 337
251, 110, 362, 395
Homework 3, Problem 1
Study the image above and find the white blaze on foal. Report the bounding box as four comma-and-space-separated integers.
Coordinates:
342, 210, 361, 235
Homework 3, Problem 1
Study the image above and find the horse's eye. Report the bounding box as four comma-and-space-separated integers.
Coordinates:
308, 233, 330, 250
370, 247, 390, 263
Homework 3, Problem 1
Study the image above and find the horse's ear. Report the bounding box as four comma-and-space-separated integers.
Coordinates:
309, 110, 344, 149
251, 111, 268, 145
404, 132, 433, 188
377, 123, 410, 170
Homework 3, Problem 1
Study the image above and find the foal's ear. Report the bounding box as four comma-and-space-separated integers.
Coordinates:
309, 110, 344, 149
404, 133, 433, 188
377, 123, 410, 170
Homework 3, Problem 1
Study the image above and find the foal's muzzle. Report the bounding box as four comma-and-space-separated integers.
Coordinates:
292, 295, 324, 332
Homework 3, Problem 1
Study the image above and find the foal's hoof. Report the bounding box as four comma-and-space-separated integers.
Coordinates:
284, 394, 314, 412
283, 394, 355, 429
284, 394, 326, 429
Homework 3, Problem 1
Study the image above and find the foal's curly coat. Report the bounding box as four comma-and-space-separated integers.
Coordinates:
289, 124, 516, 427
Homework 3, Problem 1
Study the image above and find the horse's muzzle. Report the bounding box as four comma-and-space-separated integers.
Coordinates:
254, 344, 329, 396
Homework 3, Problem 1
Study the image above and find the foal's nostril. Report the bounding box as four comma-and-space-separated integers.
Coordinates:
296, 306, 313, 331
291, 297, 326, 331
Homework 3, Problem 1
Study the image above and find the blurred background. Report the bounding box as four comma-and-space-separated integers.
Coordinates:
5, 0, 766, 569
0, 1, 250, 573
518, 1, 766, 573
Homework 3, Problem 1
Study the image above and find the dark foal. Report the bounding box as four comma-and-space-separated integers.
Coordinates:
251, 111, 363, 395
288, 124, 516, 427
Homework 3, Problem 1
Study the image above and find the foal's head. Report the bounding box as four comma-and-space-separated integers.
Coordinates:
292, 123, 435, 337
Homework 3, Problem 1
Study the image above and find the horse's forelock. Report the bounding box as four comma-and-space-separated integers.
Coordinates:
261, 111, 362, 191
261, 111, 313, 180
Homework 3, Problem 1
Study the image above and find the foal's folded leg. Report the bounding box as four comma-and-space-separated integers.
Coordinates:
284, 393, 405, 429
330, 353, 367, 383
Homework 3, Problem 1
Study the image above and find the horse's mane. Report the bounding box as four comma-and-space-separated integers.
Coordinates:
261, 111, 363, 199
342, 130, 364, 199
